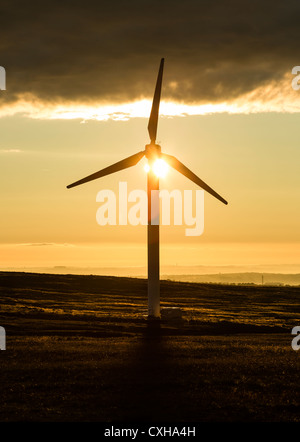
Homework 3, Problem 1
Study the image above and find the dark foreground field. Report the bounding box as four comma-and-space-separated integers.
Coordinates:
0, 271, 299, 422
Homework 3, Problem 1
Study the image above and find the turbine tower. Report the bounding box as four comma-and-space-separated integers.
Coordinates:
67, 58, 228, 319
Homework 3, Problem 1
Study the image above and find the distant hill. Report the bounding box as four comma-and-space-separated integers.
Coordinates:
1, 266, 300, 286
162, 272, 300, 286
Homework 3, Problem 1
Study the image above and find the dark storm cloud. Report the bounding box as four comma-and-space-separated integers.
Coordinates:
0, 0, 299, 105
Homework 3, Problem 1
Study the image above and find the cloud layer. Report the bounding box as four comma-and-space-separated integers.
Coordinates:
0, 0, 299, 112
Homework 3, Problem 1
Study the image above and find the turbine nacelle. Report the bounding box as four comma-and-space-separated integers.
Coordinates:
145, 143, 161, 161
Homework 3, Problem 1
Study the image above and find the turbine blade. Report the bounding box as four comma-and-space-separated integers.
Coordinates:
67, 150, 145, 189
148, 58, 164, 143
161, 153, 228, 205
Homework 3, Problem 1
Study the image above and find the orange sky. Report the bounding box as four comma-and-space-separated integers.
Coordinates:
1, 100, 300, 273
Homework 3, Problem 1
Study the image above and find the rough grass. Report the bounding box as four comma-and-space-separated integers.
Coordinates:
0, 271, 299, 422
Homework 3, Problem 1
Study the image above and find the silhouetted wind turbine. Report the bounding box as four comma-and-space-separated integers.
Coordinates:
67, 58, 228, 319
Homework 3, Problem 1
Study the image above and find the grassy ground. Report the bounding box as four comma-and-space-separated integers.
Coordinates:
0, 271, 299, 422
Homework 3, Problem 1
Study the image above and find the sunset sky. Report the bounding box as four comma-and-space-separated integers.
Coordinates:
1, 0, 300, 274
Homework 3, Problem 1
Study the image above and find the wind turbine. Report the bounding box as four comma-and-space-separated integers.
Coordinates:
67, 58, 228, 319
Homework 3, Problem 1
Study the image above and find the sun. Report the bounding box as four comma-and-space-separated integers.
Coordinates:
144, 158, 169, 178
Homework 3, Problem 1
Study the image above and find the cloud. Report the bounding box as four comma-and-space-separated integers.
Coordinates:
1, 0, 300, 114
19, 242, 74, 247
0, 148, 22, 153
0, 72, 298, 120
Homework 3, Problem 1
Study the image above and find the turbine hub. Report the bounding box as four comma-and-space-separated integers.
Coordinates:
145, 143, 161, 160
